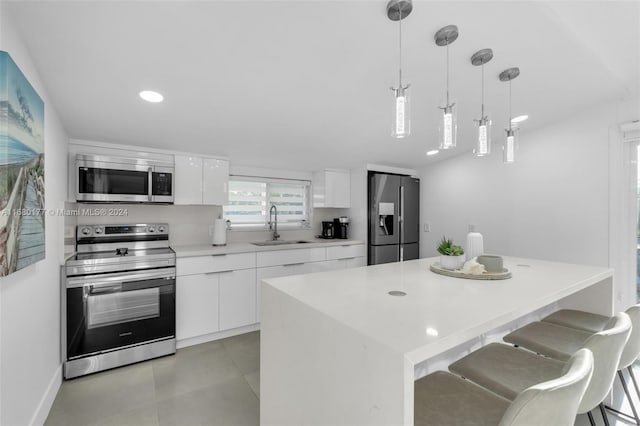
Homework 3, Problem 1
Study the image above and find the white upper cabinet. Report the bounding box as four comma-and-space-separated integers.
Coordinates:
175, 155, 229, 205
203, 158, 229, 205
174, 155, 203, 205
313, 169, 350, 208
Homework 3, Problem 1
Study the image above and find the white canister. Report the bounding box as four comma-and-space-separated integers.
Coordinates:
466, 232, 484, 261
212, 218, 227, 246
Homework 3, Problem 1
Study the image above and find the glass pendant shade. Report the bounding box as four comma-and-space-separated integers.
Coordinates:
392, 87, 410, 138
474, 117, 491, 156
438, 104, 457, 149
503, 128, 517, 163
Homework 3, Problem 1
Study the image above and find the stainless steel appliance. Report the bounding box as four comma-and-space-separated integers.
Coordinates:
333, 217, 349, 239
64, 223, 176, 379
368, 172, 420, 265
321, 221, 335, 239
76, 154, 174, 203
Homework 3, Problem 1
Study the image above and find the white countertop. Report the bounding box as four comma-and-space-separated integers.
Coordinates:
262, 256, 613, 364
172, 239, 364, 258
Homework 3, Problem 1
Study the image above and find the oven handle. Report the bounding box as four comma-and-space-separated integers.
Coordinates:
67, 268, 176, 289
88, 284, 123, 295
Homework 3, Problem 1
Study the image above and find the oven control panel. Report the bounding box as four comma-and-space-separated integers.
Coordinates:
77, 223, 169, 239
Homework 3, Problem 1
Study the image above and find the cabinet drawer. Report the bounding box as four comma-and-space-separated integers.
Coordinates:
256, 248, 325, 268
177, 252, 256, 276
326, 244, 364, 261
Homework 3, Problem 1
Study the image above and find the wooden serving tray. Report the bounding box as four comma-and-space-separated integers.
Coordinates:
430, 262, 512, 280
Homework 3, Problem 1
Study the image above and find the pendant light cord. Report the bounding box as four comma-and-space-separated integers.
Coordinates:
508, 79, 512, 127
480, 61, 485, 119
398, 7, 403, 89
446, 41, 450, 105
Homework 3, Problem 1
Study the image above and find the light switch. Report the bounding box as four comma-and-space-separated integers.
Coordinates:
423, 223, 431, 232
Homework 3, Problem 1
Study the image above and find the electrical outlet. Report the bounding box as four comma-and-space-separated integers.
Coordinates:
423, 223, 431, 232
468, 224, 476, 232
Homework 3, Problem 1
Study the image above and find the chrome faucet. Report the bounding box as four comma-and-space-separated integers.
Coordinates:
269, 204, 280, 241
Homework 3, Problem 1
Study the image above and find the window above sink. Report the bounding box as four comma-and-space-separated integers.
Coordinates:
223, 176, 311, 231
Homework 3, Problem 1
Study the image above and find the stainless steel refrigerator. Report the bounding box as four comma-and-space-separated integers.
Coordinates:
368, 172, 420, 265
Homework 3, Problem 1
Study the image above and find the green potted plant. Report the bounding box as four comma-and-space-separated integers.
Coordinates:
437, 237, 465, 270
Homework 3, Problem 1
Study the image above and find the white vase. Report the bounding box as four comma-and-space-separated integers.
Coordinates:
466, 232, 484, 261
440, 254, 465, 271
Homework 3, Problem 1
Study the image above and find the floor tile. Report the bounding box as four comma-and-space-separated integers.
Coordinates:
152, 340, 242, 401
88, 404, 160, 426
157, 376, 259, 426
222, 331, 260, 375
244, 371, 260, 398
45, 362, 156, 426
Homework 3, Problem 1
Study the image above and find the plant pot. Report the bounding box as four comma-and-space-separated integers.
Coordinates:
440, 254, 466, 271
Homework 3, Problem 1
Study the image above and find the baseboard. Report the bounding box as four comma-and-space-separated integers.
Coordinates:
29, 363, 62, 426
177, 323, 260, 349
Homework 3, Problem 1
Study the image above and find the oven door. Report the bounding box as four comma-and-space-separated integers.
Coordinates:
66, 268, 175, 359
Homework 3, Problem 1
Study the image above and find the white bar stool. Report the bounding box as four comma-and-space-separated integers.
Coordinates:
414, 349, 593, 426
515, 304, 640, 423
449, 313, 631, 426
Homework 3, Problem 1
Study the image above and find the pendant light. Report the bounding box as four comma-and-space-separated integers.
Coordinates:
387, 0, 412, 138
499, 67, 521, 164
434, 25, 459, 150
471, 49, 493, 156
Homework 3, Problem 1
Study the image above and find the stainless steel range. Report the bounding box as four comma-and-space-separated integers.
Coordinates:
64, 223, 176, 379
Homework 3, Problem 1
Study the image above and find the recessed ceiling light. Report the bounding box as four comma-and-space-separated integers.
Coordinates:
426, 150, 440, 156
139, 90, 164, 103
426, 327, 439, 337
511, 114, 528, 123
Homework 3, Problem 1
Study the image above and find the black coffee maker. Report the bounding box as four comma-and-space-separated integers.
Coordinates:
321, 221, 335, 239
333, 217, 349, 239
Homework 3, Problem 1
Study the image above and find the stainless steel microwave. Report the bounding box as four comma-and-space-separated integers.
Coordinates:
76, 154, 174, 203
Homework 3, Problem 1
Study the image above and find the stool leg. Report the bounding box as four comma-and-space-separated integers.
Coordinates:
599, 402, 611, 426
587, 410, 596, 426
629, 366, 640, 401
619, 369, 640, 424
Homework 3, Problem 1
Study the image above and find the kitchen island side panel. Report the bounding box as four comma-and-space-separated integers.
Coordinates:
260, 283, 413, 426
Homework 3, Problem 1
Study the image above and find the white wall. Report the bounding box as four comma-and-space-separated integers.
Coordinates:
420, 97, 639, 311
0, 5, 70, 425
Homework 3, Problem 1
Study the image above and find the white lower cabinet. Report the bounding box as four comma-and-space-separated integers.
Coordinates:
219, 269, 257, 330
177, 244, 365, 345
256, 263, 311, 320
176, 273, 220, 340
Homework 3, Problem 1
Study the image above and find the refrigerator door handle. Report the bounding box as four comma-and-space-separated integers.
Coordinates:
399, 186, 404, 261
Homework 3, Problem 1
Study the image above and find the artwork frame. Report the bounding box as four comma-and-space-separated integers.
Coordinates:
0, 51, 45, 277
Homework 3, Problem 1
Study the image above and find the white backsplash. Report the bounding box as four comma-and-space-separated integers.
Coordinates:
65, 203, 352, 247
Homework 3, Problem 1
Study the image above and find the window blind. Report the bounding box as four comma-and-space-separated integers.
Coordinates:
223, 177, 310, 228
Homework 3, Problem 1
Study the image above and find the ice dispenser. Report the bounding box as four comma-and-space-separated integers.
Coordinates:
378, 202, 395, 235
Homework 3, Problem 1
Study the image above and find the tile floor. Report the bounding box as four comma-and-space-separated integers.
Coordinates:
44, 329, 637, 426
45, 331, 260, 426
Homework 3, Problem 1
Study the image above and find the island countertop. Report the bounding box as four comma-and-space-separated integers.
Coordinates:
260, 256, 614, 426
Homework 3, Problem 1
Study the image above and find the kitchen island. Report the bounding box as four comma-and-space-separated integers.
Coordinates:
260, 256, 613, 426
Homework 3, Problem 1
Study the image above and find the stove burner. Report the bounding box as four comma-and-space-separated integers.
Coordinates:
116, 248, 129, 256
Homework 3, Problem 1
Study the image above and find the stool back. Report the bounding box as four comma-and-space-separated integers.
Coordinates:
619, 305, 640, 369
498, 348, 593, 426
578, 312, 631, 412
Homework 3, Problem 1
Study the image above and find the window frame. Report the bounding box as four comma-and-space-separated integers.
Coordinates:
223, 175, 312, 231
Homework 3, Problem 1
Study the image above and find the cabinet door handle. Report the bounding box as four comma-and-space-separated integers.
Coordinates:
205, 269, 233, 275
283, 262, 305, 267
341, 257, 356, 260
211, 253, 227, 257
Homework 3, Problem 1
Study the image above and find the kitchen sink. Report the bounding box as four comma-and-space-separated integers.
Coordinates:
251, 240, 311, 246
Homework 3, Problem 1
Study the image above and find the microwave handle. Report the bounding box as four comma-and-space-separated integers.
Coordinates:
148, 167, 153, 202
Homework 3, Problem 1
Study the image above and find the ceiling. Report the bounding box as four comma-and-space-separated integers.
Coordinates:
6, 1, 640, 172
